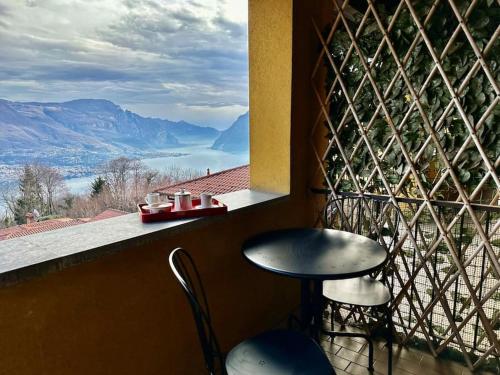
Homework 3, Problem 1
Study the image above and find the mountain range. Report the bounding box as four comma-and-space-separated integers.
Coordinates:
0, 99, 221, 153
211, 112, 249, 153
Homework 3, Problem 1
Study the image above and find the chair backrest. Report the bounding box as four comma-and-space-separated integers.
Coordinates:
324, 193, 401, 253
169, 248, 224, 375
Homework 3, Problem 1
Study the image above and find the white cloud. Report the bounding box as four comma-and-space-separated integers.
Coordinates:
0, 0, 248, 128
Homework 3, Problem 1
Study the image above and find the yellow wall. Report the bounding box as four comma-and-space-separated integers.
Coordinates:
0, 202, 304, 375
0, 1, 326, 374
249, 0, 292, 194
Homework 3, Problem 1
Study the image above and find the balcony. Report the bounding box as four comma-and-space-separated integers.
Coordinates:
0, 1, 498, 374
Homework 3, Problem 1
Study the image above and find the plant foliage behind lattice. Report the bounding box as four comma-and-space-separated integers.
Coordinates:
311, 0, 500, 371
323, 0, 498, 201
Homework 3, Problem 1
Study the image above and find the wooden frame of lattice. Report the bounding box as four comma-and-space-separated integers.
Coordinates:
310, 0, 499, 370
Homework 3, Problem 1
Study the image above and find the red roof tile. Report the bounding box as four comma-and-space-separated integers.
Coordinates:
91, 209, 128, 222
0, 218, 84, 240
156, 164, 249, 197
0, 209, 128, 241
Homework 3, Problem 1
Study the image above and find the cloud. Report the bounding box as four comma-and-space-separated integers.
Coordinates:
0, 0, 248, 128
0, 2, 11, 28
0, 79, 41, 88
0, 3, 10, 16
33, 64, 142, 82
170, 9, 204, 26
213, 14, 246, 38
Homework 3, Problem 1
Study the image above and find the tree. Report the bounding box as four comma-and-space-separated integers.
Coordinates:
7, 164, 67, 224
100, 157, 153, 210
34, 164, 65, 215
60, 157, 204, 217
130, 159, 146, 201
144, 169, 159, 191
0, 214, 14, 229
13, 165, 43, 224
90, 176, 107, 198
59, 195, 75, 213
101, 157, 133, 207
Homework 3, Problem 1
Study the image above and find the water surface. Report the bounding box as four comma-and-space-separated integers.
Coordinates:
65, 144, 248, 194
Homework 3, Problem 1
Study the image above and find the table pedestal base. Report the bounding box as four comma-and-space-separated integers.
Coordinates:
300, 279, 324, 342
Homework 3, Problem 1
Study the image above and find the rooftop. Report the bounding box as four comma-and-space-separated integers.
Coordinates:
0, 218, 85, 241
0, 209, 128, 241
156, 164, 250, 197
90, 209, 129, 222
0, 165, 250, 242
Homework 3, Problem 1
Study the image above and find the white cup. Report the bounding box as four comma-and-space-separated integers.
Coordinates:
200, 193, 213, 208
145, 192, 160, 207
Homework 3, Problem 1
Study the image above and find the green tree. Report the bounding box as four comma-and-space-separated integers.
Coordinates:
0, 214, 14, 229
90, 176, 107, 198
13, 165, 43, 224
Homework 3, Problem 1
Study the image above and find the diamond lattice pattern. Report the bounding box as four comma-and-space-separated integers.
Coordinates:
311, 0, 499, 370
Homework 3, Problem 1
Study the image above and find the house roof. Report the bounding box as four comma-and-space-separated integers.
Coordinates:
0, 164, 250, 241
0, 209, 128, 241
0, 218, 85, 241
156, 164, 250, 197
91, 209, 129, 222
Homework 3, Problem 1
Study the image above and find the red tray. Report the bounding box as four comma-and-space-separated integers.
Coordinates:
138, 198, 228, 223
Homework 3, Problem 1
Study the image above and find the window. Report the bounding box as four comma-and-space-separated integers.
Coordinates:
0, 0, 249, 238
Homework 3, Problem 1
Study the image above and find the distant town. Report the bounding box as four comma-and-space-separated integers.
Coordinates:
0, 98, 249, 229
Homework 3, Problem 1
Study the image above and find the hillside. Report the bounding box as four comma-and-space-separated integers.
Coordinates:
211, 112, 249, 153
0, 99, 220, 153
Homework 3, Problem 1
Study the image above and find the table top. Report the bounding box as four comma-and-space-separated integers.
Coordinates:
242, 228, 387, 280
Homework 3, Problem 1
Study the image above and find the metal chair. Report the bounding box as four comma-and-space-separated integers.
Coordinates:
322, 194, 401, 375
169, 247, 335, 375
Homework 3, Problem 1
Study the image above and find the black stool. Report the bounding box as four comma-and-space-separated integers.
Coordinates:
322, 194, 401, 375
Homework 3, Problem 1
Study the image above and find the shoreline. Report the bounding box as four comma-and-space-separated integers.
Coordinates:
0, 145, 249, 212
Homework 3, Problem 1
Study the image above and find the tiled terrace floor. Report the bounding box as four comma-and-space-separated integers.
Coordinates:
319, 326, 497, 375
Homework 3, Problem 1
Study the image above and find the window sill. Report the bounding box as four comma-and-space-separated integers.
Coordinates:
0, 189, 288, 286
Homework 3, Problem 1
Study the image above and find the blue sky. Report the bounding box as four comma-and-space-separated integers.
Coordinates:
0, 0, 248, 129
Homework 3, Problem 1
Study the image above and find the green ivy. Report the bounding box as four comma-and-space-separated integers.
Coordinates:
323, 0, 499, 201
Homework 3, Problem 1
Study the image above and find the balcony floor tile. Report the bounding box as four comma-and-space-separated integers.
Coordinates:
320, 324, 472, 375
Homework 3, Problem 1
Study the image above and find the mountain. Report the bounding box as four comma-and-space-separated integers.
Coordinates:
163, 120, 220, 143
0, 99, 220, 153
211, 112, 249, 153
0, 99, 111, 152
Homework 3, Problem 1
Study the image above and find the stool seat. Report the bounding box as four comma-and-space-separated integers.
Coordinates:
323, 276, 390, 307
225, 329, 334, 375
321, 194, 399, 375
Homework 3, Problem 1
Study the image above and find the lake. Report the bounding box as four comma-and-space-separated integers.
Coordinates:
65, 144, 249, 195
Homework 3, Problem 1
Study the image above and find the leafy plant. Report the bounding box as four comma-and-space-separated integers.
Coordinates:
323, 0, 499, 202
432, 324, 447, 336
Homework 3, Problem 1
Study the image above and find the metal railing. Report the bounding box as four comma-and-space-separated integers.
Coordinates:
315, 189, 499, 369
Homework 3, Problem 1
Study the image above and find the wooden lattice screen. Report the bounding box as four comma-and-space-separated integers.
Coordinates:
310, 0, 499, 370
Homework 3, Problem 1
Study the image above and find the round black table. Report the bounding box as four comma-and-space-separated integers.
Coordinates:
242, 228, 387, 340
